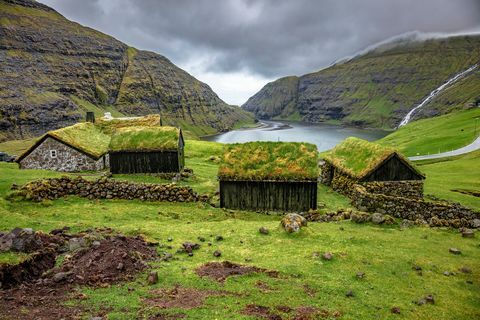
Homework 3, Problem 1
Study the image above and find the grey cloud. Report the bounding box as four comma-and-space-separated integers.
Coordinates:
41, 0, 480, 78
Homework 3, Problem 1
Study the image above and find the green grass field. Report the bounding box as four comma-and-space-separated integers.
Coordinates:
379, 108, 480, 156
0, 140, 478, 319
417, 150, 480, 210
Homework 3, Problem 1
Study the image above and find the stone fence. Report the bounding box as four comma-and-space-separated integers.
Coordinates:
11, 176, 199, 203
350, 184, 480, 228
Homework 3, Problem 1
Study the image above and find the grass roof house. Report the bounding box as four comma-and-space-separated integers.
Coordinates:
218, 142, 319, 211
108, 126, 184, 174
320, 137, 425, 198
17, 123, 111, 172
16, 114, 169, 173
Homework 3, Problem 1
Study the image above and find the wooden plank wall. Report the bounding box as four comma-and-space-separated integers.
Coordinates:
364, 155, 423, 181
109, 151, 181, 173
220, 180, 317, 212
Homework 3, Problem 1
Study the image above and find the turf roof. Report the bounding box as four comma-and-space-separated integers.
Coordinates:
16, 115, 168, 161
218, 141, 319, 181
96, 114, 162, 134
40, 122, 111, 159
322, 137, 421, 179
109, 126, 181, 152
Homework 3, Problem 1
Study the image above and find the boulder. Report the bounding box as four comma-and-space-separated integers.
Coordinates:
0, 228, 43, 253
472, 219, 480, 228
259, 227, 269, 235
281, 213, 307, 233
449, 248, 461, 255
461, 229, 475, 238
350, 212, 370, 224
371, 213, 385, 224
68, 237, 87, 252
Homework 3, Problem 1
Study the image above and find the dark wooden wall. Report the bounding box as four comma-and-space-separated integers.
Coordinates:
220, 180, 317, 212
363, 155, 423, 182
110, 151, 183, 174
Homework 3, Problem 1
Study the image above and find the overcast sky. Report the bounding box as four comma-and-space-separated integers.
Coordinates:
39, 0, 480, 105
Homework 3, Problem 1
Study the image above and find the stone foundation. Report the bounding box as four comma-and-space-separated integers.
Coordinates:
12, 176, 199, 203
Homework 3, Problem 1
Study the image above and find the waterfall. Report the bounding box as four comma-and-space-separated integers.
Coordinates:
398, 64, 478, 127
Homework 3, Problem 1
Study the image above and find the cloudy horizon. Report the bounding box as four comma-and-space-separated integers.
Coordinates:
39, 0, 480, 106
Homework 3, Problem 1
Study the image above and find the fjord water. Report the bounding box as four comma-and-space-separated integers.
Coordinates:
202, 121, 388, 152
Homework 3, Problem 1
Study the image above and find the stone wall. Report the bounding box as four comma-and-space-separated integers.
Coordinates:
320, 165, 479, 228
13, 176, 198, 203
19, 137, 107, 172
361, 180, 423, 199
319, 162, 334, 185
330, 170, 358, 197
350, 184, 479, 228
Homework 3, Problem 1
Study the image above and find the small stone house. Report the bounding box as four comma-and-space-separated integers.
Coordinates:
16, 123, 110, 172
218, 142, 318, 212
320, 137, 425, 198
108, 126, 185, 174
16, 114, 164, 172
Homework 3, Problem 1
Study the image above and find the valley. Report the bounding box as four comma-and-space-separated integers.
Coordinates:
0, 0, 479, 319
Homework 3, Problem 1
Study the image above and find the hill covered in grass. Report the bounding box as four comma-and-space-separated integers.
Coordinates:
0, 0, 253, 141
378, 107, 480, 156
243, 34, 480, 129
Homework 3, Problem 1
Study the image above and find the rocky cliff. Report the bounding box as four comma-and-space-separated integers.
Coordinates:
0, 0, 253, 141
243, 35, 480, 129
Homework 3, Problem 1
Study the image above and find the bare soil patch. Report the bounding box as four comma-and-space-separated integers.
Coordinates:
255, 280, 276, 293
50, 235, 158, 286
195, 261, 279, 283
241, 304, 282, 320
293, 306, 342, 320
0, 228, 159, 319
0, 250, 56, 288
0, 284, 83, 320
148, 312, 186, 319
145, 285, 226, 310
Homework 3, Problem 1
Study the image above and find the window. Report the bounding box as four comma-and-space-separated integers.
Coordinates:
50, 150, 57, 158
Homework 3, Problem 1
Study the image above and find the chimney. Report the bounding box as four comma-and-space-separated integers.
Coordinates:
86, 112, 95, 123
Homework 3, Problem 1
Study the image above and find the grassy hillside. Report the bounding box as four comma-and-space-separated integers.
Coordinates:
243, 35, 480, 129
0, 0, 254, 141
418, 150, 480, 210
0, 140, 479, 319
378, 108, 480, 156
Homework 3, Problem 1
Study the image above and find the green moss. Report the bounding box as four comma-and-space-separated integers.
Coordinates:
109, 126, 180, 152
219, 141, 318, 181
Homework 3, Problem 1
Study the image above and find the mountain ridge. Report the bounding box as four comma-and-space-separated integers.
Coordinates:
243, 34, 480, 129
0, 0, 253, 141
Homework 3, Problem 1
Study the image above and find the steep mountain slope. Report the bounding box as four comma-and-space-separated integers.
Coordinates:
0, 0, 252, 141
243, 35, 480, 129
